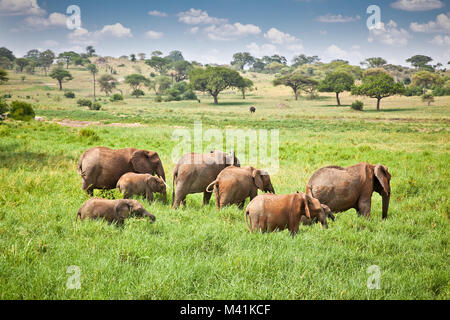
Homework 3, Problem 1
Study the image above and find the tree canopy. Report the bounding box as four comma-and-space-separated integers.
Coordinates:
49, 68, 73, 90
318, 71, 354, 105
273, 73, 318, 100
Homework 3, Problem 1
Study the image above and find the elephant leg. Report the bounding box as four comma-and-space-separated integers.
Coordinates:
146, 191, 154, 204
203, 191, 212, 206
82, 180, 94, 196
173, 185, 187, 209
238, 200, 245, 210
357, 197, 372, 219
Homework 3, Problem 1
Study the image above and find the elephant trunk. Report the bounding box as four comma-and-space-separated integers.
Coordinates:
382, 193, 390, 219
156, 162, 166, 182
162, 189, 167, 203
143, 210, 156, 222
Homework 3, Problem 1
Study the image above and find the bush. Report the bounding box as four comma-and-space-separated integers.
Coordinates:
3, 93, 11, 98
64, 91, 75, 98
89, 102, 102, 110
164, 88, 182, 101
131, 89, 145, 98
154, 95, 162, 103
9, 100, 35, 121
77, 98, 92, 108
351, 100, 364, 111
404, 86, 423, 96
183, 90, 198, 100
110, 93, 124, 102
422, 93, 434, 106
0, 98, 8, 115
432, 86, 450, 96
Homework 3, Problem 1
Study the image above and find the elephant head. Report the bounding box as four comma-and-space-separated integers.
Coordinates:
147, 175, 167, 203
251, 168, 275, 193
114, 199, 156, 222
210, 150, 240, 167
372, 165, 391, 219
131, 150, 166, 181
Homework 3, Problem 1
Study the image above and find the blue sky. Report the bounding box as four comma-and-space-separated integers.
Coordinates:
0, 0, 448, 66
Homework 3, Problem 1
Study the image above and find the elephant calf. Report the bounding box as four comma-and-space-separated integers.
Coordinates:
76, 198, 156, 224
245, 192, 331, 236
206, 166, 275, 209
117, 172, 167, 203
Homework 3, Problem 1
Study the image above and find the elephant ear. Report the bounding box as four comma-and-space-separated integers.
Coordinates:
115, 200, 131, 219
374, 165, 391, 196
252, 169, 264, 190
131, 150, 153, 173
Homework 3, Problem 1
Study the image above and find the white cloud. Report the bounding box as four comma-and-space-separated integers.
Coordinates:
317, 14, 361, 23
144, 30, 164, 39
148, 10, 168, 17
264, 28, 299, 45
391, 0, 445, 11
99, 23, 132, 38
368, 20, 411, 46
204, 22, 261, 40
42, 40, 59, 47
24, 12, 66, 28
323, 44, 364, 63
0, 0, 45, 16
430, 35, 450, 45
177, 8, 227, 25
189, 27, 199, 34
410, 13, 450, 32
246, 42, 279, 57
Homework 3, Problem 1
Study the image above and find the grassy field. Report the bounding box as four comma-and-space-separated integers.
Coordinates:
0, 62, 449, 299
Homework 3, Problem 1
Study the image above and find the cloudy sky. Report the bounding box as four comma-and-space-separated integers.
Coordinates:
0, 0, 448, 66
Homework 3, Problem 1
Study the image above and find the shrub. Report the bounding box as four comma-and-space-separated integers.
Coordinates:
164, 88, 182, 101
404, 86, 423, 96
77, 98, 92, 108
0, 98, 8, 115
64, 91, 75, 98
3, 93, 11, 98
154, 95, 162, 103
150, 72, 156, 78
89, 102, 102, 110
9, 100, 35, 121
110, 93, 124, 102
351, 100, 364, 111
131, 89, 145, 98
422, 93, 434, 106
432, 86, 450, 96
183, 90, 198, 100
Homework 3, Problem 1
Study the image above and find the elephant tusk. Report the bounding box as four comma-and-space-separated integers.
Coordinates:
162, 180, 171, 189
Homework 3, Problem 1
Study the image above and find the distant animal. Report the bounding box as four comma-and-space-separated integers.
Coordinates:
76, 198, 156, 224
197, 99, 201, 103
245, 192, 331, 236
117, 172, 167, 204
77, 147, 166, 196
249, 106, 256, 113
206, 166, 275, 209
172, 150, 240, 209
306, 162, 391, 219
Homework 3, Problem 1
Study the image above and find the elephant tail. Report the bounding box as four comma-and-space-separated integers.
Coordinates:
206, 180, 217, 193
245, 208, 251, 232
77, 156, 84, 176
76, 209, 81, 222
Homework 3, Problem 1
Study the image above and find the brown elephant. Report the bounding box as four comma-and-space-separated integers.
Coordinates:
205, 166, 275, 209
76, 198, 156, 224
306, 162, 391, 219
172, 150, 240, 209
245, 192, 330, 236
116, 172, 167, 204
77, 147, 166, 195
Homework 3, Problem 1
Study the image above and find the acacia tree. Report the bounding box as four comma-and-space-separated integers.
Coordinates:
231, 52, 255, 70
235, 77, 254, 99
49, 67, 73, 90
291, 54, 320, 67
86, 46, 96, 57
87, 64, 99, 100
15, 58, 29, 72
318, 71, 354, 105
0, 68, 8, 84
273, 73, 314, 100
411, 71, 443, 92
361, 57, 387, 68
145, 56, 170, 74
189, 66, 243, 104
58, 51, 78, 69
39, 49, 55, 76
98, 74, 117, 95
351, 73, 404, 111
124, 74, 148, 91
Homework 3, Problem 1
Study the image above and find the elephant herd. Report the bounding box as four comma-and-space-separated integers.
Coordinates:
76, 146, 392, 236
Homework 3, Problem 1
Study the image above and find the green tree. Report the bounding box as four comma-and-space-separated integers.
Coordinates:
235, 77, 254, 99
98, 74, 117, 96
0, 68, 8, 84
351, 73, 404, 111
155, 76, 172, 95
151, 50, 163, 57
406, 55, 433, 69
86, 46, 96, 57
15, 58, 29, 72
49, 68, 73, 90
130, 54, 137, 62
0, 47, 15, 62
273, 73, 314, 100
165, 50, 184, 62
292, 54, 320, 67
421, 93, 434, 106
39, 49, 55, 76
124, 74, 148, 91
58, 51, 79, 69
411, 71, 443, 91
171, 60, 192, 82
87, 64, 99, 100
146, 56, 170, 74
361, 57, 387, 68
318, 71, 355, 105
189, 66, 243, 104
231, 52, 255, 70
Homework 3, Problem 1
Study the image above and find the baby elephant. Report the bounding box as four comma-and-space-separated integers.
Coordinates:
245, 192, 331, 236
76, 198, 156, 224
117, 172, 167, 203
206, 166, 275, 209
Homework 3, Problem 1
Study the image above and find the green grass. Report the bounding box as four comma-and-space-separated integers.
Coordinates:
0, 61, 449, 299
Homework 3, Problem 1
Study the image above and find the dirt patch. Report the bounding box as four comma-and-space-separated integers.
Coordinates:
55, 119, 145, 128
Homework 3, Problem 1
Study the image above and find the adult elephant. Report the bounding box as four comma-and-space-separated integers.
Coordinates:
306, 162, 391, 219
78, 147, 166, 195
172, 150, 239, 209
